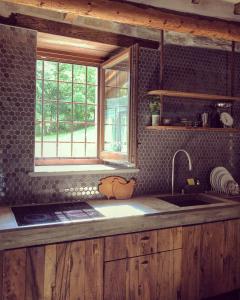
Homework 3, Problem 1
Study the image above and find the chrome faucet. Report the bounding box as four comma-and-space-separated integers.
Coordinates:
171, 149, 192, 195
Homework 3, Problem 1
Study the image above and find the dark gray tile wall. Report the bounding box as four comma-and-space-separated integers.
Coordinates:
0, 24, 240, 205
136, 46, 240, 195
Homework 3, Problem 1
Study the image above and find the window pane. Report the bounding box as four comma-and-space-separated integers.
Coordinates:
104, 108, 115, 125
59, 103, 72, 121
35, 142, 41, 157
86, 143, 97, 157
104, 142, 112, 152
87, 85, 97, 104
119, 88, 128, 98
43, 102, 57, 121
73, 104, 85, 122
44, 61, 58, 80
36, 60, 43, 79
117, 71, 128, 88
72, 143, 85, 157
59, 63, 72, 82
86, 125, 96, 142
73, 124, 85, 142
35, 123, 42, 141
59, 82, 72, 102
36, 80, 42, 99
105, 87, 118, 104
105, 69, 117, 87
43, 123, 57, 142
35, 60, 99, 161
58, 143, 71, 157
87, 66, 97, 84
35, 101, 42, 121
86, 105, 96, 122
58, 123, 72, 142
43, 143, 57, 157
104, 125, 113, 142
73, 84, 86, 102
44, 81, 58, 100
74, 65, 86, 83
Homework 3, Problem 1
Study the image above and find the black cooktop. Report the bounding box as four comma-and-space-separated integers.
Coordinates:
12, 202, 104, 226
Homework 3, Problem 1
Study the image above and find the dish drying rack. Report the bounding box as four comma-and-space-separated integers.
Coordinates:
210, 167, 239, 196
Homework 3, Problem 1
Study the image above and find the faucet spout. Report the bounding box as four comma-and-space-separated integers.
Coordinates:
171, 149, 192, 195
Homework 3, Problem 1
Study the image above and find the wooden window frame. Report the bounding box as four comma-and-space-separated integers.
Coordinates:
99, 45, 138, 166
35, 50, 102, 166
35, 46, 138, 166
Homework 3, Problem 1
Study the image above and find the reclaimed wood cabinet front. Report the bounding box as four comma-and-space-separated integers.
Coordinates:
104, 227, 182, 300
104, 249, 182, 300
0, 238, 104, 300
182, 219, 240, 300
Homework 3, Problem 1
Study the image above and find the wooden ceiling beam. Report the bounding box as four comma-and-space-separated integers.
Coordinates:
234, 2, 240, 15
2, 0, 240, 42
0, 14, 159, 49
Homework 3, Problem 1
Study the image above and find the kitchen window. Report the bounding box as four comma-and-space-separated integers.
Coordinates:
34, 46, 138, 169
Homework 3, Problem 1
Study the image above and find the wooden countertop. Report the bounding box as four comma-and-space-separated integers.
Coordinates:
0, 193, 239, 251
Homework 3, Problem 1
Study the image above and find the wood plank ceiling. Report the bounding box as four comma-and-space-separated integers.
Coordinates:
37, 32, 122, 62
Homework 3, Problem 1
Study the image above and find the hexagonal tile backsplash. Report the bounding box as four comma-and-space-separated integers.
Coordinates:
0, 24, 240, 205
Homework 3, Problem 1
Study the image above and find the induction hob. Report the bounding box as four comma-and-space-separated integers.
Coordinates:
12, 202, 104, 226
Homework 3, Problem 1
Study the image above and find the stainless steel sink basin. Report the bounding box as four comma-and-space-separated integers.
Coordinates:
157, 194, 222, 207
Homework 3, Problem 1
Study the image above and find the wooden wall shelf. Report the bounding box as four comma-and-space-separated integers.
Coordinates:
146, 126, 240, 132
147, 90, 240, 102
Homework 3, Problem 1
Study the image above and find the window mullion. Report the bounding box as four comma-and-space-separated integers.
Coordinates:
71, 65, 74, 157
56, 62, 59, 157
85, 67, 87, 157
41, 60, 44, 158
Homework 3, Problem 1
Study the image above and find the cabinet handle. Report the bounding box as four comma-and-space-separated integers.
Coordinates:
141, 236, 150, 241
141, 260, 149, 265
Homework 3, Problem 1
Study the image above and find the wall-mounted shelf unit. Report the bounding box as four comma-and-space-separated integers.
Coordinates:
147, 90, 240, 102
146, 126, 240, 132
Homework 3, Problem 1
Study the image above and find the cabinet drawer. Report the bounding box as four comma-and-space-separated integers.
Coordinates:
158, 227, 182, 252
104, 230, 158, 261
104, 227, 182, 261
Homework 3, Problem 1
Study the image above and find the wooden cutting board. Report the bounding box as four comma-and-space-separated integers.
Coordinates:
98, 176, 136, 200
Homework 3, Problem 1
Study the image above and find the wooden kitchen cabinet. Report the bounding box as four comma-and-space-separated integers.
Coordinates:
104, 249, 182, 300
104, 227, 182, 261
104, 227, 182, 300
0, 238, 104, 300
182, 219, 240, 300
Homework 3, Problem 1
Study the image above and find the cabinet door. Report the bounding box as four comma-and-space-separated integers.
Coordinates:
200, 220, 240, 299
104, 250, 181, 300
0, 238, 104, 300
182, 220, 240, 300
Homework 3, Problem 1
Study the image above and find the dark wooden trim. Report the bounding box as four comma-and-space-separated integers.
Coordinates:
231, 41, 235, 97
159, 31, 164, 90
101, 48, 130, 69
129, 44, 139, 165
3, 1, 240, 42
35, 158, 103, 166
234, 2, 240, 15
0, 14, 159, 49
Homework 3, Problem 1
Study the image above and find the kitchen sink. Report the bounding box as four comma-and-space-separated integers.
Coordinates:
157, 194, 222, 207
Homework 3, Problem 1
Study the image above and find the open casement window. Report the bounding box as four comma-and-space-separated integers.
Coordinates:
99, 45, 138, 166
34, 44, 138, 167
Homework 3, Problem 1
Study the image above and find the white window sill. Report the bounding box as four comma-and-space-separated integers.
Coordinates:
28, 164, 140, 177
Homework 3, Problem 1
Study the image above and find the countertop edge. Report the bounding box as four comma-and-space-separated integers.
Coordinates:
0, 204, 240, 251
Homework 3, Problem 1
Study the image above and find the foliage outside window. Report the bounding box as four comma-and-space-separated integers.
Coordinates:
35, 60, 98, 162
